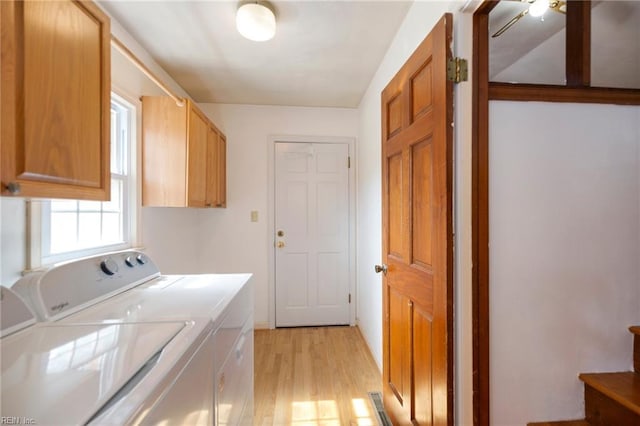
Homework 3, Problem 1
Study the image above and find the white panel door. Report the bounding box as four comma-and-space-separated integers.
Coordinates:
275, 142, 350, 327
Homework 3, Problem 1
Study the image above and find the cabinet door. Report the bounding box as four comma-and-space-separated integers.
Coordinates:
187, 107, 208, 207
141, 97, 188, 207
217, 134, 227, 207
205, 127, 219, 207
1, 0, 111, 200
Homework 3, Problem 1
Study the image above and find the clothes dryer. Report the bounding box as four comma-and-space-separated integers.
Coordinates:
0, 286, 215, 425
12, 250, 254, 426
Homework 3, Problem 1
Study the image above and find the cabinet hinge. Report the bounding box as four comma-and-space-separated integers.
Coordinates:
447, 57, 468, 83
348, 156, 351, 169
348, 293, 351, 304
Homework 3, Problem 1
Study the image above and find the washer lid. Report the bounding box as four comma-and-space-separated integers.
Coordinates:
1, 287, 36, 338
1, 321, 184, 425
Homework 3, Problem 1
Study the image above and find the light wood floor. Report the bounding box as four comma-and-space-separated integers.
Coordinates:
254, 326, 382, 426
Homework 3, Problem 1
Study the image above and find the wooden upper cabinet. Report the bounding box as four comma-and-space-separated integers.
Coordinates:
1, 0, 111, 200
141, 96, 227, 208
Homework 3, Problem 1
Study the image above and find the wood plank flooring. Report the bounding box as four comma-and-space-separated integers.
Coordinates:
254, 326, 382, 426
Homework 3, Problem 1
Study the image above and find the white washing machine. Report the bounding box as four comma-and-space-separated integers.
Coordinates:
0, 286, 215, 425
11, 250, 254, 426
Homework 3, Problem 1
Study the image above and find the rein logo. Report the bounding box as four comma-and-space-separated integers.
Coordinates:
1, 417, 36, 425
51, 302, 69, 313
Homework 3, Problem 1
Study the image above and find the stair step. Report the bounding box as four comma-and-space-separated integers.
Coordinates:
580, 372, 640, 425
528, 420, 590, 426
631, 326, 640, 374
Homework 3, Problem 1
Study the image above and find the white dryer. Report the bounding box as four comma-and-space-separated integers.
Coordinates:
0, 286, 215, 425
11, 250, 254, 426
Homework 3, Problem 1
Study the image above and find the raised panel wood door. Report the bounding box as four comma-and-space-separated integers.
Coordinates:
1, 0, 110, 200
381, 14, 453, 426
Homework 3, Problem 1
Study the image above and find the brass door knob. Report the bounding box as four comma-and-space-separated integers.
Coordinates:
374, 264, 388, 275
277, 241, 285, 248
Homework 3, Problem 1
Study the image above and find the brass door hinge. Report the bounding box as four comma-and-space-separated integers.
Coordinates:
447, 57, 468, 83
348, 293, 351, 304
348, 156, 351, 169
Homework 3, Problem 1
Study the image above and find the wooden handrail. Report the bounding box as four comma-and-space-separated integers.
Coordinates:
110, 35, 185, 107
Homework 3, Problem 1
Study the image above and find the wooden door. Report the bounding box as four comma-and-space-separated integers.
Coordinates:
380, 14, 453, 426
205, 126, 219, 207
275, 142, 350, 327
187, 106, 208, 207
1, 0, 110, 200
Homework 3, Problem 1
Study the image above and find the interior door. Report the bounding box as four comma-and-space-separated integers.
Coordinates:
380, 14, 453, 425
275, 142, 350, 327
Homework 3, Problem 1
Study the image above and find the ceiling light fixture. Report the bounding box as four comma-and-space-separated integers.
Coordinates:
236, 1, 276, 42
528, 0, 549, 18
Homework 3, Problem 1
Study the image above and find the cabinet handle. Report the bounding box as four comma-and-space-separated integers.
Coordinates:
4, 182, 21, 195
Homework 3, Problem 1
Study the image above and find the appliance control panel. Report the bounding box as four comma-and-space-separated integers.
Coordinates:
11, 250, 160, 321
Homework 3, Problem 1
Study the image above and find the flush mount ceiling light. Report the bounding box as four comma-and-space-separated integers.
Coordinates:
236, 1, 276, 42
528, 0, 549, 18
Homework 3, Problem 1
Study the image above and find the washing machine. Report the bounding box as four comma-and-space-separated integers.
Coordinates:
11, 250, 254, 426
0, 286, 215, 425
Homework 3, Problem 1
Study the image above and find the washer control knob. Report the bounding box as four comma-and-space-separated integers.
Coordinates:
136, 254, 146, 265
125, 256, 136, 267
100, 258, 118, 276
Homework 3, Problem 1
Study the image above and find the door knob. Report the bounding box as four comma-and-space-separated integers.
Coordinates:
374, 264, 388, 275
277, 230, 284, 237
277, 241, 285, 248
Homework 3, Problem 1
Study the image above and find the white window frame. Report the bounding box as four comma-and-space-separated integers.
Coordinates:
27, 90, 139, 269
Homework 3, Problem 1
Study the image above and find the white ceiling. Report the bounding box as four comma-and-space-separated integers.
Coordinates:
100, 0, 413, 108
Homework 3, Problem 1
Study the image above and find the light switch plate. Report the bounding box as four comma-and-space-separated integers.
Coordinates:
251, 210, 258, 222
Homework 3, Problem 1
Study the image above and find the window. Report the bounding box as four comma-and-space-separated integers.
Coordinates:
32, 93, 137, 266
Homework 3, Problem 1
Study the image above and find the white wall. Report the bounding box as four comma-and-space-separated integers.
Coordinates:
196, 104, 358, 328
140, 208, 203, 273
0, 199, 26, 286
355, 1, 474, 425
489, 101, 640, 425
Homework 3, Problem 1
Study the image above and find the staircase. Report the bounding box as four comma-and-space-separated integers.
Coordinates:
529, 326, 640, 426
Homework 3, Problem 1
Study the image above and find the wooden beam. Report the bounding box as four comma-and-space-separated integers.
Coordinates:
566, 0, 591, 87
489, 82, 640, 105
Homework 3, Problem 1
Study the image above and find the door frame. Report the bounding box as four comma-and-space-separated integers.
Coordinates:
472, 2, 640, 424
267, 135, 357, 329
